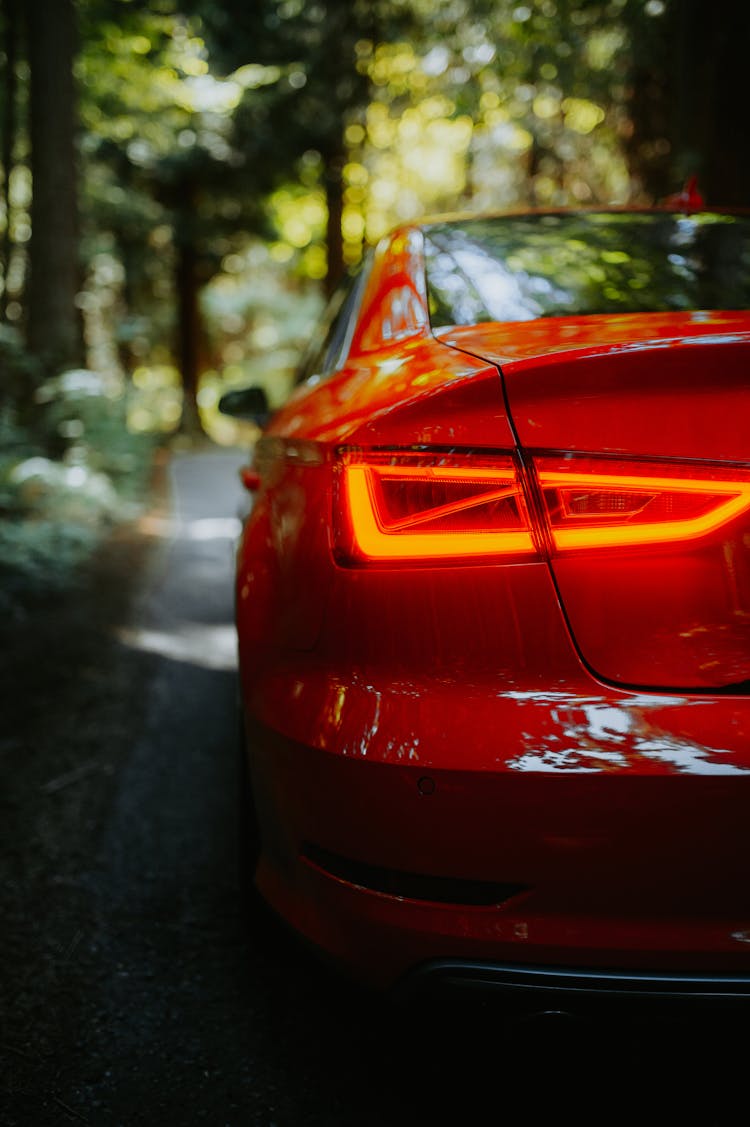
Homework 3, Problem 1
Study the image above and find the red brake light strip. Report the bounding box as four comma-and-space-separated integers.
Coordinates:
339, 457, 750, 564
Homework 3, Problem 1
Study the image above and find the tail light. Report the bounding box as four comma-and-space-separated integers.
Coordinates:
537, 456, 750, 551
336, 452, 534, 563
334, 450, 750, 565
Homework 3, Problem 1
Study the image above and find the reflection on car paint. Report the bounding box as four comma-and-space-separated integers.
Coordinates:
256, 665, 750, 776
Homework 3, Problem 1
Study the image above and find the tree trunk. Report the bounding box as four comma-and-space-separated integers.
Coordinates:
625, 1, 750, 205
26, 0, 80, 371
695, 7, 750, 206
174, 207, 203, 435
324, 150, 345, 298
1, 0, 18, 322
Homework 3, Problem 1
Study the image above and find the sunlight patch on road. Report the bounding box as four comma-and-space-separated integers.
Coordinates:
184, 517, 243, 540
117, 624, 238, 670
136, 514, 242, 541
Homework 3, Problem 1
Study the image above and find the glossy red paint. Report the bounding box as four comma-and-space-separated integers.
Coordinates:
447, 312, 750, 461
234, 211, 750, 997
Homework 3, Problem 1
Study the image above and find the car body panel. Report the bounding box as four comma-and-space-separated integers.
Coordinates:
445, 312, 750, 461
268, 341, 515, 450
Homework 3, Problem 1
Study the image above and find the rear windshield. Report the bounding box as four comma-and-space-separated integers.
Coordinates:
424, 212, 750, 327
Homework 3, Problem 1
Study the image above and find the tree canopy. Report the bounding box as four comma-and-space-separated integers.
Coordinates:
1, 0, 748, 438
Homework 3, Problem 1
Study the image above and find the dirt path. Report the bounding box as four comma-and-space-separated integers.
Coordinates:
1, 448, 745, 1126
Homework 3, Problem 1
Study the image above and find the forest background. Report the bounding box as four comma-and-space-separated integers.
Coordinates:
1, 0, 749, 601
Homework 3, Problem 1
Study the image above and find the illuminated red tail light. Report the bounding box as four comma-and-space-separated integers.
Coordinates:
537, 457, 750, 551
335, 450, 750, 565
336, 452, 534, 563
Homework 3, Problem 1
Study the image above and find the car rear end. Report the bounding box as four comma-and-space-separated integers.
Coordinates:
237, 211, 750, 1000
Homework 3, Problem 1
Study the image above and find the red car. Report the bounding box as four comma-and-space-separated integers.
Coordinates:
225, 208, 750, 1003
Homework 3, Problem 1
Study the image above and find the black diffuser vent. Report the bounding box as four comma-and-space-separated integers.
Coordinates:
302, 843, 527, 907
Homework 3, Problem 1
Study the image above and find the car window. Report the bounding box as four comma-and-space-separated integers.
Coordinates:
296, 258, 372, 384
424, 212, 750, 327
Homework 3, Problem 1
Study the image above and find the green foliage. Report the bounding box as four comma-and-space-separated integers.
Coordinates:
200, 241, 325, 406
34, 368, 153, 493
0, 517, 98, 610
0, 324, 43, 408
0, 336, 154, 605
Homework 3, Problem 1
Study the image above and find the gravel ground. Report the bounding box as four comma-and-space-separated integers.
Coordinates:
1, 448, 746, 1126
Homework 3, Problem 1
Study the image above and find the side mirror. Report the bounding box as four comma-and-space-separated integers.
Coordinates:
218, 385, 271, 427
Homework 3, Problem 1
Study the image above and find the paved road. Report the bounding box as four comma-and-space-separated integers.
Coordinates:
2, 449, 745, 1125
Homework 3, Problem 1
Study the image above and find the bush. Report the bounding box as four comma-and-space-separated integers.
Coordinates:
0, 344, 155, 609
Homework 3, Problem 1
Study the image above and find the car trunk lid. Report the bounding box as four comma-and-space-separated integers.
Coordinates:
445, 312, 750, 691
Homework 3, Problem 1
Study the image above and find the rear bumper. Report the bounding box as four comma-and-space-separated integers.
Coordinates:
245, 715, 750, 990
241, 638, 750, 990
